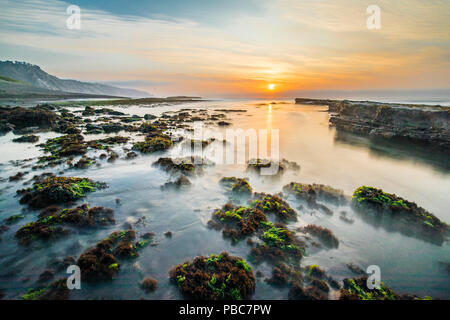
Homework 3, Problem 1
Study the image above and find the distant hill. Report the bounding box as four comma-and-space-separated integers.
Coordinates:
0, 61, 150, 98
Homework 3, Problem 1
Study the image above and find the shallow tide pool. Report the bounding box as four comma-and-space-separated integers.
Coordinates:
0, 100, 448, 299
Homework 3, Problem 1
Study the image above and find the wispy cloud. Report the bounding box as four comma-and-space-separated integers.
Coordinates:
0, 0, 448, 97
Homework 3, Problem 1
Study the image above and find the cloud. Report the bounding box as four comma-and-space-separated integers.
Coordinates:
0, 0, 448, 97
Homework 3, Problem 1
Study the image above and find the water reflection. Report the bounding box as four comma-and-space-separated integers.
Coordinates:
334, 130, 450, 173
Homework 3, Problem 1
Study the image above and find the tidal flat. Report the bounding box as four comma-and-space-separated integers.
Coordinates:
0, 99, 448, 300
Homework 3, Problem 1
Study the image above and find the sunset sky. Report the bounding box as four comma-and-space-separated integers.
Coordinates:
0, 0, 449, 98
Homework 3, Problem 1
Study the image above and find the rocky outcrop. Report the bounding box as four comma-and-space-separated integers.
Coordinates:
296, 98, 449, 149
0, 105, 59, 134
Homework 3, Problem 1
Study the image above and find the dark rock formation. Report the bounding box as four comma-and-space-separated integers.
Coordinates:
296, 98, 449, 149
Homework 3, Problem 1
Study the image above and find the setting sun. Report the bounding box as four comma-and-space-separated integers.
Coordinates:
268, 84, 275, 90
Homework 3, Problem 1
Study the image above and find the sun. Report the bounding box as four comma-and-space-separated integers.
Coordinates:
268, 83, 275, 90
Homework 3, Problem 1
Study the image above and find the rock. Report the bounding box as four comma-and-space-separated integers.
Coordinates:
17, 176, 106, 209
300, 224, 339, 249
327, 100, 450, 149
102, 123, 125, 133
164, 231, 172, 238
251, 192, 297, 222
246, 158, 285, 176
209, 203, 267, 242
250, 223, 304, 266
352, 186, 449, 245
38, 270, 54, 283
141, 277, 157, 292
133, 136, 173, 154
338, 276, 431, 300
161, 175, 191, 190
153, 157, 206, 176
144, 114, 157, 120
168, 252, 256, 300
219, 177, 252, 196
0, 106, 58, 130
12, 135, 39, 143
22, 279, 70, 300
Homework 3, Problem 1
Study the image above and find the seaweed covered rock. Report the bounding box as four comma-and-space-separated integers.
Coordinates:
352, 186, 449, 245
76, 230, 137, 281
301, 224, 339, 249
265, 263, 302, 287
15, 219, 70, 245
169, 252, 256, 300
208, 203, 267, 242
0, 106, 59, 132
340, 276, 432, 300
18, 176, 106, 209
12, 134, 39, 143
283, 182, 347, 206
340, 277, 397, 300
22, 279, 70, 300
246, 158, 285, 176
304, 264, 326, 279
113, 230, 139, 258
219, 177, 252, 196
15, 204, 114, 244
132, 136, 173, 153
288, 283, 328, 300
56, 204, 115, 227
250, 193, 297, 222
153, 157, 210, 176
286, 264, 337, 300
250, 223, 304, 266
98, 136, 130, 145
161, 175, 191, 190
39, 134, 87, 160
71, 156, 95, 169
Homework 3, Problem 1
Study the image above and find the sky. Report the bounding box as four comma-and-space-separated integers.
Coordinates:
0, 0, 449, 98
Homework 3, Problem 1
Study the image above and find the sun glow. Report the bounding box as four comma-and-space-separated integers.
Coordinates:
268, 84, 275, 90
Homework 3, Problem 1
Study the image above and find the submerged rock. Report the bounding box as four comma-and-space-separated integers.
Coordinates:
77, 230, 137, 282
141, 277, 157, 292
169, 252, 256, 300
288, 283, 328, 300
17, 176, 107, 209
38, 134, 87, 162
246, 158, 285, 176
153, 157, 211, 176
132, 136, 173, 154
22, 279, 70, 300
12, 134, 39, 143
98, 136, 130, 144
15, 204, 114, 245
283, 182, 347, 206
3, 214, 25, 225
9, 171, 27, 182
250, 223, 304, 267
352, 186, 449, 245
219, 177, 252, 196
250, 193, 297, 222
300, 224, 339, 249
161, 175, 191, 190
208, 203, 267, 242
339, 276, 431, 300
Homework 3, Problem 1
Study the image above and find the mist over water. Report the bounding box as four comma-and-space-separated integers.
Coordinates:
0, 100, 448, 299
